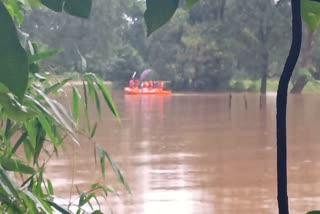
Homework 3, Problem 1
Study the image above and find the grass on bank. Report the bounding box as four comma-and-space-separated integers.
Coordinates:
229, 79, 320, 93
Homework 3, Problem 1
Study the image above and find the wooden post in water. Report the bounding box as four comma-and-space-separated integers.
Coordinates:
243, 94, 248, 110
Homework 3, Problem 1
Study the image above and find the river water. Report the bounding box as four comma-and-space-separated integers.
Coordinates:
47, 93, 320, 214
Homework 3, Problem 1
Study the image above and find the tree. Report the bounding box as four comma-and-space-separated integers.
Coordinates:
226, 0, 290, 93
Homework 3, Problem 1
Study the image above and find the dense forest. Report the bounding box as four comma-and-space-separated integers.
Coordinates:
21, 0, 320, 92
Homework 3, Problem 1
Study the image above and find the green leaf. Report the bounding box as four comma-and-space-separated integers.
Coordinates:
47, 179, 54, 195
64, 0, 92, 18
94, 76, 120, 121
23, 190, 51, 214
185, 0, 198, 9
302, 0, 320, 32
4, 0, 24, 25
0, 164, 19, 199
24, 139, 34, 163
44, 78, 72, 94
0, 157, 35, 174
40, 0, 63, 12
97, 146, 106, 178
37, 115, 58, 149
10, 132, 28, 158
82, 81, 91, 132
72, 86, 81, 125
144, 0, 179, 36
46, 200, 72, 214
306, 211, 320, 214
0, 2, 29, 100
94, 89, 102, 119
90, 122, 97, 139
28, 49, 63, 63
40, 0, 92, 18
33, 124, 46, 165
97, 145, 131, 193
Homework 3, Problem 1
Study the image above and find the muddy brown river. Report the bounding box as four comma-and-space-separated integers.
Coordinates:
46, 92, 320, 214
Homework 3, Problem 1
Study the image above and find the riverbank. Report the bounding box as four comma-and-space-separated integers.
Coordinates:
229, 79, 320, 93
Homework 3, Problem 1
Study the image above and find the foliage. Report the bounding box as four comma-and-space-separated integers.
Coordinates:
20, 0, 295, 92
0, 0, 129, 213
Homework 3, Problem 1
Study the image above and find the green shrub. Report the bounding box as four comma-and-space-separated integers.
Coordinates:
231, 81, 247, 92
247, 82, 259, 92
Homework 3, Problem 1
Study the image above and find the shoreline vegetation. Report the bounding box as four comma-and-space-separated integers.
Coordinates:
57, 72, 320, 93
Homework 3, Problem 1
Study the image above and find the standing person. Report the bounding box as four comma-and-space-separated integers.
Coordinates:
129, 79, 134, 88
158, 81, 164, 90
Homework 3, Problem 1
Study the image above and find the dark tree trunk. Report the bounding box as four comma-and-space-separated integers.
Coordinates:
276, 0, 302, 214
219, 0, 226, 20
290, 28, 313, 93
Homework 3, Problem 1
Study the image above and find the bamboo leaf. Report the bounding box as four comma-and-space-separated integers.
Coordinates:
33, 124, 46, 165
23, 190, 51, 214
47, 179, 54, 195
72, 86, 81, 125
0, 164, 19, 199
94, 89, 102, 119
37, 115, 58, 149
97, 145, 130, 193
97, 145, 106, 178
0, 157, 35, 174
44, 78, 71, 95
90, 122, 97, 139
10, 132, 28, 158
94, 76, 120, 120
46, 200, 72, 214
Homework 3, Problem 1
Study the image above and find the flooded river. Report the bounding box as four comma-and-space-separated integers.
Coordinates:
47, 93, 320, 214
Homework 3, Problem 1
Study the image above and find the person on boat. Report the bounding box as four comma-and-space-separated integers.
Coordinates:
141, 81, 149, 89
158, 81, 164, 90
129, 79, 134, 88
134, 80, 139, 88
148, 81, 154, 90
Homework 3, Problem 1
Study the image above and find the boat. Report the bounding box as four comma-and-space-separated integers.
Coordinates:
124, 70, 172, 95
124, 87, 172, 95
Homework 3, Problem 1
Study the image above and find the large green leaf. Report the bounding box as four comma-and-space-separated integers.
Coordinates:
0, 157, 35, 174
40, 0, 92, 18
39, 0, 63, 12
144, 0, 179, 36
64, 0, 92, 19
306, 211, 320, 214
4, 0, 24, 25
302, 0, 320, 32
0, 2, 29, 100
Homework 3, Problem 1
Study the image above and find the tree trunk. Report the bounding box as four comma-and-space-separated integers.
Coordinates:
276, 0, 302, 213
290, 28, 313, 93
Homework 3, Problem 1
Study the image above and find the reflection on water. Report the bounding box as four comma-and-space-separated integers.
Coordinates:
46, 93, 320, 214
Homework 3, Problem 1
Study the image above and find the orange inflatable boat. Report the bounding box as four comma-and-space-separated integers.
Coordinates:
124, 80, 172, 95
124, 87, 172, 95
